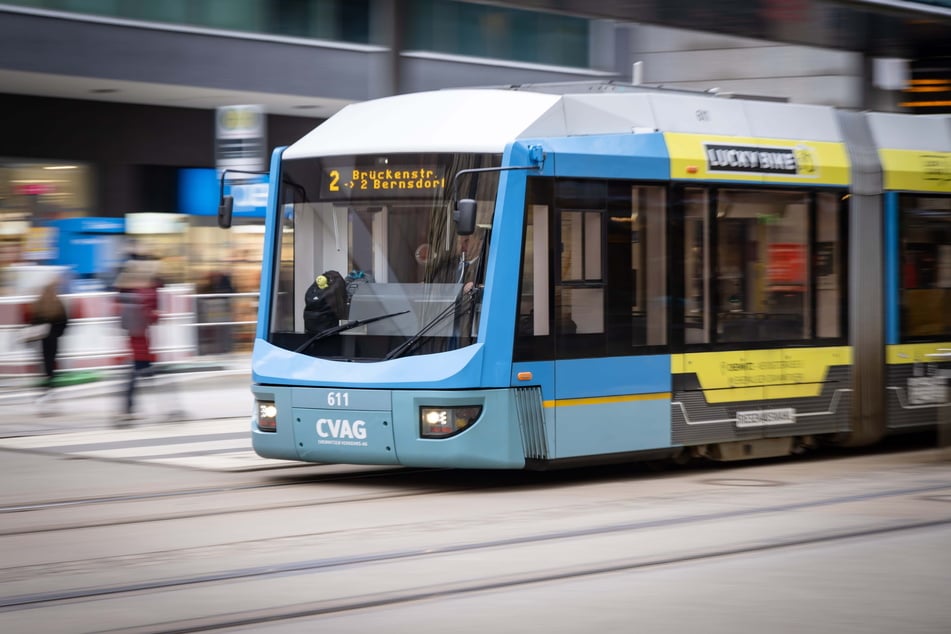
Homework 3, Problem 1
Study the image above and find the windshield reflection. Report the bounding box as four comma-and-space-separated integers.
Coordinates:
268, 153, 498, 360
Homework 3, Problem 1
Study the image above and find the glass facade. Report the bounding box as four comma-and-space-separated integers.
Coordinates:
5, 0, 591, 67
406, 0, 589, 67
4, 0, 372, 43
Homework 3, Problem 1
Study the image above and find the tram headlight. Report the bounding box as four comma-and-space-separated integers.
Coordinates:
255, 400, 278, 432
420, 405, 482, 438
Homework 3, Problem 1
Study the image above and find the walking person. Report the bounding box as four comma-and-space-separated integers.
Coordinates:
24, 277, 69, 411
114, 260, 161, 425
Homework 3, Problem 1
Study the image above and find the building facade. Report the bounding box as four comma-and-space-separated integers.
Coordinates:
0, 0, 946, 288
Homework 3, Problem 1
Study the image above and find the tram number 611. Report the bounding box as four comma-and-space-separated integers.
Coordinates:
327, 391, 350, 407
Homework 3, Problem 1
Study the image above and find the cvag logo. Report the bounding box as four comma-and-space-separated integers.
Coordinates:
316, 418, 367, 440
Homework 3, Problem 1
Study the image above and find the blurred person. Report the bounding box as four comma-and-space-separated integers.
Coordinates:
23, 277, 69, 409
114, 259, 162, 425
200, 270, 237, 354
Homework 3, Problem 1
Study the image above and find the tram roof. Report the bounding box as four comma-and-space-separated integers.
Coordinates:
283, 84, 951, 159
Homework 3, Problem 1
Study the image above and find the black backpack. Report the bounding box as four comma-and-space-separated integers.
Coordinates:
303, 270, 348, 333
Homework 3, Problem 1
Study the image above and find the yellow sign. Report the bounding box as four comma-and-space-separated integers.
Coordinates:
672, 346, 851, 403
879, 149, 951, 192
665, 133, 851, 186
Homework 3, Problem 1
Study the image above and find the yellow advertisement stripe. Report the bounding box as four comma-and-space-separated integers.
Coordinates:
879, 149, 951, 192
672, 347, 851, 403
543, 392, 670, 409
665, 133, 850, 186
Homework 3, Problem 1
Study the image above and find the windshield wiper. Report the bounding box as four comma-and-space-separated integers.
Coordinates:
384, 288, 477, 361
295, 310, 409, 353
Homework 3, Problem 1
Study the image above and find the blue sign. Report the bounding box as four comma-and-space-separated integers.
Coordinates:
179, 168, 267, 218
48, 217, 126, 275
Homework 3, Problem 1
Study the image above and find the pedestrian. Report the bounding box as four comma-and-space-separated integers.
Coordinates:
24, 277, 69, 410
203, 270, 236, 353
114, 259, 161, 425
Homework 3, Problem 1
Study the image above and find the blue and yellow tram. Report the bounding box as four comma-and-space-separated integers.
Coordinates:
227, 83, 951, 468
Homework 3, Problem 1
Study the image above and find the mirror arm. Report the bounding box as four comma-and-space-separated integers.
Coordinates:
449, 145, 545, 235
217, 168, 268, 229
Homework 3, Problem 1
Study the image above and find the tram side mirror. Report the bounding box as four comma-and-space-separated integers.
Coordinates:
218, 195, 234, 229
453, 199, 477, 236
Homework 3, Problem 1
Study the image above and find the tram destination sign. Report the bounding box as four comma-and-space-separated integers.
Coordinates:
320, 163, 447, 200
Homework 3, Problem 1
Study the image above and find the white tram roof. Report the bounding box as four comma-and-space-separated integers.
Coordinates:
283, 87, 946, 159
865, 112, 951, 153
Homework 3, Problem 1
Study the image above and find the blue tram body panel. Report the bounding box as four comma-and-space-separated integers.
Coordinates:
515, 133, 670, 180
512, 356, 673, 460
250, 134, 675, 467
251, 382, 526, 469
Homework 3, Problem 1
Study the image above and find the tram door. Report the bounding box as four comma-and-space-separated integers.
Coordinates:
515, 177, 670, 460
515, 178, 583, 357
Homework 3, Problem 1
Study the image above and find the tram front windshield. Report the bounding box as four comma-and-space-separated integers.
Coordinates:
268, 153, 500, 361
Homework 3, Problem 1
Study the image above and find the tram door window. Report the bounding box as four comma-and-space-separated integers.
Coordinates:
558, 209, 604, 336
515, 178, 667, 361
900, 194, 951, 340
816, 192, 843, 339
683, 188, 710, 344
632, 186, 668, 346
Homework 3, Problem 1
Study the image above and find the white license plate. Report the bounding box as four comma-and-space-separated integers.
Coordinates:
907, 376, 947, 405
735, 407, 795, 428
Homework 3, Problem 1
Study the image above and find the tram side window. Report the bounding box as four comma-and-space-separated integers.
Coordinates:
684, 187, 841, 346
715, 189, 810, 343
900, 194, 951, 340
684, 188, 710, 344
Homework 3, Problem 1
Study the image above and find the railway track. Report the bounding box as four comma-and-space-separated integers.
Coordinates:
1, 450, 949, 632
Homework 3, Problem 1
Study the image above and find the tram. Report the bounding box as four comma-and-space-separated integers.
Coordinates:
220, 82, 951, 469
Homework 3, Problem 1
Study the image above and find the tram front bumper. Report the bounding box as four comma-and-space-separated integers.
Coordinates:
250, 385, 526, 469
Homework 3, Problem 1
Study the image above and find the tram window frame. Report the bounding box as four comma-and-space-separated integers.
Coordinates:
899, 193, 951, 342
514, 177, 668, 362
675, 185, 846, 349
